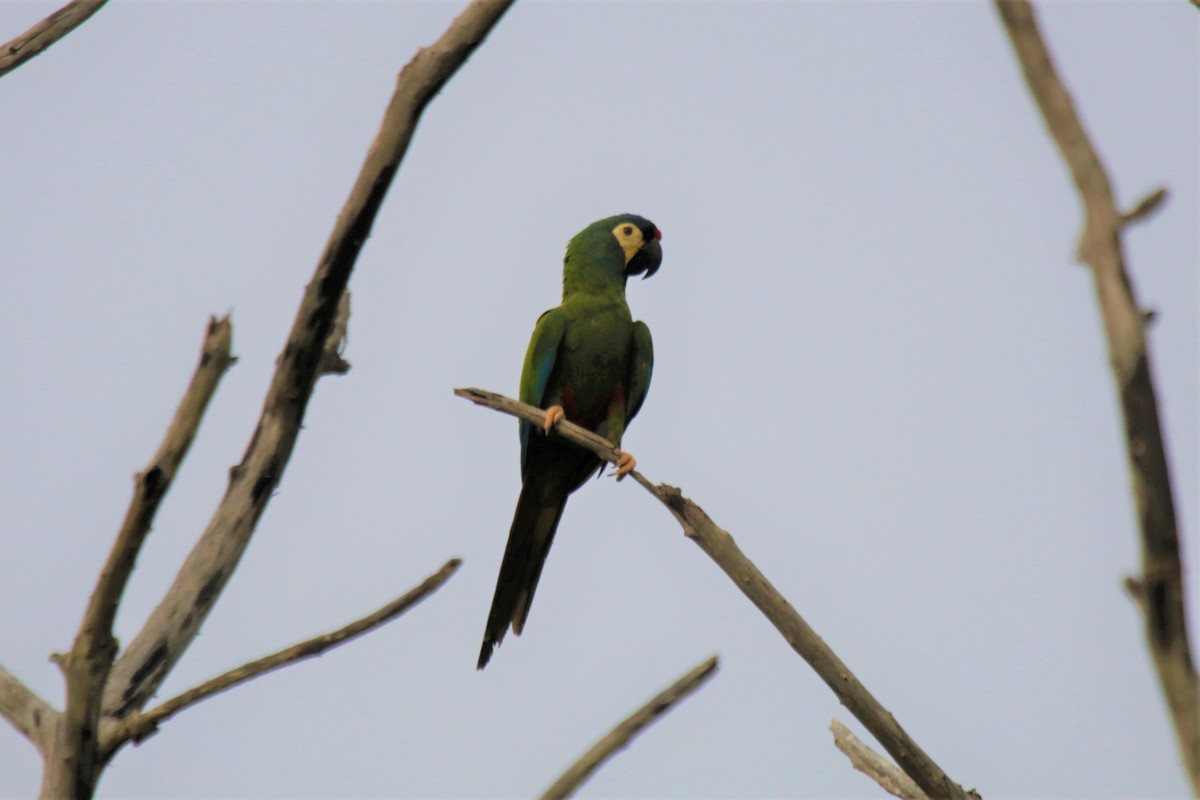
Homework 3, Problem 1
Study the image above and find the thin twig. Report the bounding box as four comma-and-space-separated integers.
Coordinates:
1121, 187, 1169, 228
0, 664, 56, 757
995, 2, 1197, 792
831, 719, 929, 800
101, 559, 460, 755
541, 656, 719, 800
101, 0, 515, 727
0, 0, 107, 78
41, 316, 233, 798
455, 387, 975, 800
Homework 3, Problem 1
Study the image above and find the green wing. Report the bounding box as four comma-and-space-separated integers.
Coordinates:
519, 308, 566, 477
625, 320, 653, 424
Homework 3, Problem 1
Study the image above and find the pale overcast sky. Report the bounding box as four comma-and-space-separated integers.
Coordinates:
1, 1, 1196, 797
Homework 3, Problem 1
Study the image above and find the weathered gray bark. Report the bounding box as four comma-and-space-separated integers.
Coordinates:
0, 665, 55, 757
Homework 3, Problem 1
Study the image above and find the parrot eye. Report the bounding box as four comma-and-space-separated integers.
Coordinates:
610, 220, 647, 263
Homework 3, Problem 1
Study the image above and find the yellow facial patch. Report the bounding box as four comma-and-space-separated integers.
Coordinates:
611, 222, 645, 264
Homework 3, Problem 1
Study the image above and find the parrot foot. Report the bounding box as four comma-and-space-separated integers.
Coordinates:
610, 451, 637, 481
543, 405, 565, 434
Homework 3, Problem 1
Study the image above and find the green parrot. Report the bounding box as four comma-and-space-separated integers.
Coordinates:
477, 214, 662, 670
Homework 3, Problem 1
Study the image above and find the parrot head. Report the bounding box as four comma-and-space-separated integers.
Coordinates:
564, 214, 662, 290
611, 215, 662, 280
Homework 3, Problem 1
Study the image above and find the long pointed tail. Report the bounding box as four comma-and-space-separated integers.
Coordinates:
477, 483, 567, 670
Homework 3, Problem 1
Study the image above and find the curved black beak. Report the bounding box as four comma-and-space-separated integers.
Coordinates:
625, 235, 662, 280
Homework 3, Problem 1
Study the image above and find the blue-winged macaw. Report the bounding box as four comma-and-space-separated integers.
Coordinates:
478, 214, 661, 669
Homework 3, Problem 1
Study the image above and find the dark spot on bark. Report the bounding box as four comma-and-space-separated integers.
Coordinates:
197, 571, 224, 609
116, 640, 170, 716
252, 468, 275, 504
1148, 579, 1170, 650
142, 466, 165, 497
252, 474, 270, 503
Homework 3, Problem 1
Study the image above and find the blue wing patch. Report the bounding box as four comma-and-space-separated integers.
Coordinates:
519, 308, 566, 478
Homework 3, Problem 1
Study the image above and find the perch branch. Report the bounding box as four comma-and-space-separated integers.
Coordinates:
41, 315, 233, 798
831, 719, 929, 800
101, 558, 460, 756
0, 664, 56, 756
540, 656, 719, 800
101, 0, 514, 725
996, 2, 1197, 791
0, 0, 107, 78
455, 387, 975, 800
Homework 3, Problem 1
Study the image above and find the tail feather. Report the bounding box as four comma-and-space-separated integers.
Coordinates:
477, 483, 567, 670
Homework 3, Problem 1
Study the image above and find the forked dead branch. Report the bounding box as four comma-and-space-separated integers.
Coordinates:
0, 1, 514, 797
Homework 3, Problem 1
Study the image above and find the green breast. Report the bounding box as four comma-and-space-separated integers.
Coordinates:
556, 296, 633, 426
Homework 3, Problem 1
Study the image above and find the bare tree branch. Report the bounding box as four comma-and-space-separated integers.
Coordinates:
100, 558, 461, 757
831, 719, 929, 800
40, 315, 234, 798
0, 0, 107, 79
455, 387, 975, 800
101, 0, 515, 725
540, 656, 719, 800
995, 2, 1198, 792
0, 664, 56, 757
